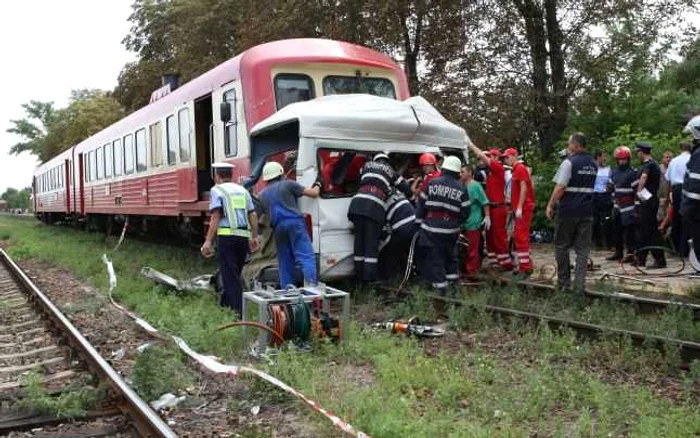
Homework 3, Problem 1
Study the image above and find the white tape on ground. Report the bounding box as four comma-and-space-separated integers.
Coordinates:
102, 254, 370, 437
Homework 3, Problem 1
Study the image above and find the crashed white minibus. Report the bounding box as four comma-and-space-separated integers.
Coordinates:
243, 94, 468, 284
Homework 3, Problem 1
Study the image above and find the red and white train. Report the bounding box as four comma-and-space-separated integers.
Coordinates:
33, 38, 409, 234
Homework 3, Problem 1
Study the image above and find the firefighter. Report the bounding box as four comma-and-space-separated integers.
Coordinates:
680, 115, 700, 262
379, 190, 417, 280
415, 155, 470, 296
467, 142, 511, 270
607, 146, 638, 263
635, 142, 666, 269
201, 163, 259, 315
502, 148, 535, 278
348, 153, 409, 282
411, 153, 441, 198
546, 133, 597, 293
258, 162, 322, 287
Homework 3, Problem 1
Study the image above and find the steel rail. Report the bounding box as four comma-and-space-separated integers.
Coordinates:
430, 294, 700, 364
482, 276, 700, 320
0, 249, 176, 438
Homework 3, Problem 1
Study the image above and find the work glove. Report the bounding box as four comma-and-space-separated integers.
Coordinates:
481, 215, 491, 230
515, 208, 523, 219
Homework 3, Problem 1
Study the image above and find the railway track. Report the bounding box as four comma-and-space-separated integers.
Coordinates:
0, 249, 176, 437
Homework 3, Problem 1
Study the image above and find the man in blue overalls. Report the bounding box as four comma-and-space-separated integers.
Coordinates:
201, 162, 259, 315
259, 161, 321, 288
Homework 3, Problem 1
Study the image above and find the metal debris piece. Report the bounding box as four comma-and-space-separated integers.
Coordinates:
111, 347, 126, 361
599, 272, 655, 286
141, 267, 214, 292
371, 317, 445, 338
150, 393, 186, 411
137, 342, 156, 353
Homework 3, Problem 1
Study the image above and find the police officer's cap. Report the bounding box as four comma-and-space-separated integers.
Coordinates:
212, 162, 235, 169
634, 142, 653, 153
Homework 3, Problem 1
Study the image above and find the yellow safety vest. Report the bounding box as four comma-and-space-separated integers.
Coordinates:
212, 183, 251, 238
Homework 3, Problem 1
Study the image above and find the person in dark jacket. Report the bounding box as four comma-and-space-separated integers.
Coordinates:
607, 146, 638, 263
635, 142, 666, 269
546, 132, 597, 293
415, 156, 470, 296
348, 153, 409, 282
379, 191, 417, 280
680, 115, 700, 265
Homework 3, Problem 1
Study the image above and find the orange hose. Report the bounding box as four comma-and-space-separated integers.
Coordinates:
216, 320, 285, 345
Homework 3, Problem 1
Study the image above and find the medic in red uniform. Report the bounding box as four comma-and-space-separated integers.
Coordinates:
412, 153, 442, 198
503, 148, 535, 278
467, 142, 512, 270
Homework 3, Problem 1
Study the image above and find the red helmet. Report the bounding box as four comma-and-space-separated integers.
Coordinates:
613, 146, 631, 160
503, 147, 520, 158
486, 148, 502, 158
419, 153, 437, 166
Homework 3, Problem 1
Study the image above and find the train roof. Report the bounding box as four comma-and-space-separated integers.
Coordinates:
34, 148, 72, 173
251, 94, 468, 149
69, 39, 405, 155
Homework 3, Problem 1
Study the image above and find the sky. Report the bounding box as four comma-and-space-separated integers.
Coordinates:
0, 0, 135, 194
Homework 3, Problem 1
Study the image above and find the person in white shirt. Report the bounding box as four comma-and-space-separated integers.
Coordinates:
592, 150, 612, 249
665, 142, 692, 256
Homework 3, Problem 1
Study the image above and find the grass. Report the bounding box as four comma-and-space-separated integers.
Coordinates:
18, 370, 106, 418
3, 215, 700, 437
131, 344, 196, 401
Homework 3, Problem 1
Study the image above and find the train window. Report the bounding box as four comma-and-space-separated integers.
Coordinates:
96, 147, 104, 180
104, 144, 113, 178
136, 128, 147, 172
60, 165, 64, 188
92, 150, 98, 182
149, 122, 163, 167
124, 134, 135, 174
223, 90, 238, 157
113, 139, 123, 176
323, 76, 396, 99
85, 154, 90, 182
166, 115, 178, 165
274, 74, 315, 110
178, 108, 191, 162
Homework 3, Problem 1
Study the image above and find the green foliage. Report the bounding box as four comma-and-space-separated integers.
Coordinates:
18, 370, 106, 419
7, 89, 125, 163
1, 187, 31, 210
132, 345, 195, 401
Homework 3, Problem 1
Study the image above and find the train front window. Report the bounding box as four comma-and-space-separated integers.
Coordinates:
323, 76, 396, 99
274, 74, 315, 110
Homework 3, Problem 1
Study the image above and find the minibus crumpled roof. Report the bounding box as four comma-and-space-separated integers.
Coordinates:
250, 94, 468, 149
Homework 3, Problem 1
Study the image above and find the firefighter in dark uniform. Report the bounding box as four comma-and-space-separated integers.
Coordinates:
379, 190, 417, 280
607, 146, 638, 262
415, 156, 470, 296
635, 142, 666, 268
680, 115, 700, 263
348, 152, 409, 282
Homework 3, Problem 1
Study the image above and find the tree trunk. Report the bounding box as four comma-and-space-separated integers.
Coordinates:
544, 0, 568, 156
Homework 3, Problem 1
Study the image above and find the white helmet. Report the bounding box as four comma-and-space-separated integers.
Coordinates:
442, 155, 462, 173
684, 115, 700, 140
373, 152, 390, 162
262, 161, 284, 181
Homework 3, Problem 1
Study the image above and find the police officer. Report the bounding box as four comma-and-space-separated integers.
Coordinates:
201, 163, 259, 315
680, 115, 700, 263
416, 155, 470, 296
635, 142, 666, 269
378, 190, 417, 280
607, 146, 638, 262
258, 161, 321, 288
546, 132, 597, 293
348, 153, 409, 282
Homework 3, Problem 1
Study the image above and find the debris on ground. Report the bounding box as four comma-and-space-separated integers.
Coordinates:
150, 393, 186, 411
141, 267, 214, 292
371, 317, 446, 338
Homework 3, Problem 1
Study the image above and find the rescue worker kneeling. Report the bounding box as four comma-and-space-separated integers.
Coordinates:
415, 156, 470, 296
259, 161, 321, 288
348, 153, 409, 283
378, 190, 417, 280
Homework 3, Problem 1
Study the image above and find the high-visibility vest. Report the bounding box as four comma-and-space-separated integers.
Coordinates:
212, 183, 251, 238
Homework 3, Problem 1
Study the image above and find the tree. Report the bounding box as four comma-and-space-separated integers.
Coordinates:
7, 90, 125, 162
1, 187, 31, 210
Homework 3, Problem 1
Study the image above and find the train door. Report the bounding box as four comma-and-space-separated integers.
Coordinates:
64, 158, 71, 214
194, 94, 213, 195
212, 82, 249, 184
77, 153, 85, 215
